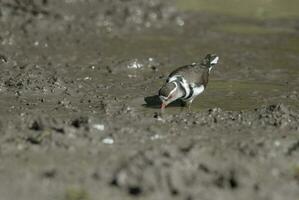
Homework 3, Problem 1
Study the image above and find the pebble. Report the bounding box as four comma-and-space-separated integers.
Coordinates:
128, 74, 137, 78
150, 134, 161, 140
84, 76, 91, 80
154, 112, 165, 122
93, 124, 105, 131
0, 54, 8, 63
102, 137, 114, 144
176, 16, 184, 26
157, 116, 165, 122
127, 59, 143, 69
274, 140, 281, 147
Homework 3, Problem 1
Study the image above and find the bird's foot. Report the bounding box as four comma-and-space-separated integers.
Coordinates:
180, 101, 192, 112
185, 100, 193, 113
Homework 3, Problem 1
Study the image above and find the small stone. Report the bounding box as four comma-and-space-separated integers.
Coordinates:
127, 59, 143, 69
157, 116, 165, 122
154, 112, 164, 122
102, 137, 114, 144
150, 134, 160, 140
176, 16, 184, 26
0, 54, 8, 63
128, 74, 137, 78
42, 168, 57, 178
93, 124, 105, 131
274, 140, 281, 147
17, 144, 24, 150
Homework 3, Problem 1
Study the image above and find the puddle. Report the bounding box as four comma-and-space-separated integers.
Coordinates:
195, 80, 287, 111
143, 80, 288, 112
213, 23, 295, 35
177, 0, 299, 19
112, 32, 299, 113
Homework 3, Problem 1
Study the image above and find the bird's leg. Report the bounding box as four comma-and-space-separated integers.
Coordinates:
186, 99, 193, 112
160, 103, 166, 114
179, 100, 193, 112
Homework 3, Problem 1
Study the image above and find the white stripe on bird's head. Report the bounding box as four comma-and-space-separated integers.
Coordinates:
211, 56, 219, 65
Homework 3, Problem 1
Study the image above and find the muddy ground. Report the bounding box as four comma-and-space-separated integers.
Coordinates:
0, 0, 299, 200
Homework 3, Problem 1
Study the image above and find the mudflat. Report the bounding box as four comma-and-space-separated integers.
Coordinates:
0, 0, 298, 200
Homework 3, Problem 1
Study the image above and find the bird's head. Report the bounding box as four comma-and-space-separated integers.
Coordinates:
201, 54, 219, 67
158, 81, 184, 110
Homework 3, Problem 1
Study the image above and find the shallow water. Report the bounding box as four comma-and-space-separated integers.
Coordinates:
173, 0, 299, 111
143, 80, 290, 112
177, 0, 299, 19
115, 30, 299, 112
194, 80, 288, 111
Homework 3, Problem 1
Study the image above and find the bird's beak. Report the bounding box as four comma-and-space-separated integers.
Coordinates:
161, 103, 166, 111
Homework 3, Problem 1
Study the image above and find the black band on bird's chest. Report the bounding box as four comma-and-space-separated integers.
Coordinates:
185, 85, 194, 100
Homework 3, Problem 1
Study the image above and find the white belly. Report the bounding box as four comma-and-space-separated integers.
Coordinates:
193, 85, 205, 96
183, 85, 205, 102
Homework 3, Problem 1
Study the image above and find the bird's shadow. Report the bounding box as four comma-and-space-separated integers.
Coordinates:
143, 95, 183, 109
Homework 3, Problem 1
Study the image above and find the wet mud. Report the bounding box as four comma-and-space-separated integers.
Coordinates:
0, 0, 299, 200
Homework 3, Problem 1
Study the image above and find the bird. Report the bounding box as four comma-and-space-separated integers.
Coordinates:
158, 54, 219, 111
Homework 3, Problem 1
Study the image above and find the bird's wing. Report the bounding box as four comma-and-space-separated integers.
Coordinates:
168, 65, 193, 78
168, 65, 209, 87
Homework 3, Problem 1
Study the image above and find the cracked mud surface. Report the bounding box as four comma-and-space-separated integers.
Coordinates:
0, 0, 299, 200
